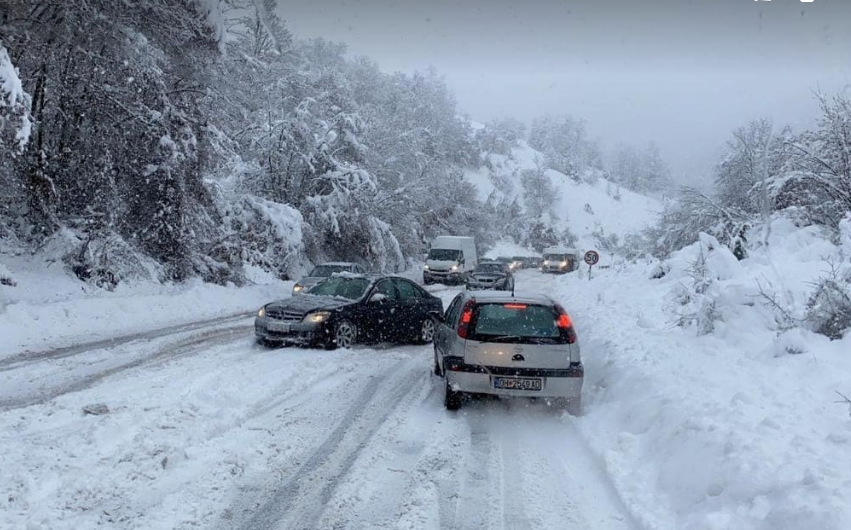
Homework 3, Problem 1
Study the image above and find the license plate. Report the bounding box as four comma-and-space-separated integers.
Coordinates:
267, 321, 292, 333
493, 377, 542, 391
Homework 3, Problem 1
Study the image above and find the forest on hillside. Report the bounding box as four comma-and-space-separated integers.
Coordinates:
1, 0, 850, 319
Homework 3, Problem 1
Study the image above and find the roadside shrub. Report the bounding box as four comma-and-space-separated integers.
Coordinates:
805, 263, 851, 340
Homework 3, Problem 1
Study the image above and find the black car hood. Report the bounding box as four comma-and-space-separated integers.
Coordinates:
267, 295, 356, 313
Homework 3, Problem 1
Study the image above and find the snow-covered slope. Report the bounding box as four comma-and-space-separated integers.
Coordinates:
466, 140, 660, 252
538, 217, 851, 530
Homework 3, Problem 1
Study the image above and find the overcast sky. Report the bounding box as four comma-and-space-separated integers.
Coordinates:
279, 0, 851, 185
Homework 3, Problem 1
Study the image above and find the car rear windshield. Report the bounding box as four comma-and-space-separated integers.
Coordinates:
470, 303, 565, 344
308, 277, 369, 299
427, 248, 461, 261
475, 263, 504, 273
310, 264, 351, 277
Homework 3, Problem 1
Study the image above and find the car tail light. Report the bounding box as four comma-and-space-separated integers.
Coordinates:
503, 303, 527, 309
555, 305, 577, 344
458, 300, 475, 339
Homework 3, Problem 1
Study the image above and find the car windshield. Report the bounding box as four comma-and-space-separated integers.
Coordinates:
309, 264, 351, 277
427, 248, 461, 261
307, 277, 370, 299
543, 253, 567, 261
475, 263, 504, 273
471, 304, 562, 342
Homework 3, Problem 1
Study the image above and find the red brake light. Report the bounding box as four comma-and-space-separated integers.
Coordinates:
458, 300, 475, 338
555, 305, 577, 344
503, 303, 527, 310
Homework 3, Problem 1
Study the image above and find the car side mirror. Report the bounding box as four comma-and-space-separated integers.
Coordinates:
369, 293, 388, 304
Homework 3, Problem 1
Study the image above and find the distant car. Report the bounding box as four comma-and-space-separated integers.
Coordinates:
541, 248, 581, 274
433, 291, 583, 414
292, 262, 367, 295
256, 274, 443, 349
527, 256, 542, 269
510, 256, 527, 270
466, 261, 514, 291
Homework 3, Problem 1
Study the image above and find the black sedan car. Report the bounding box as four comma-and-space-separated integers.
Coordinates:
255, 275, 443, 349
465, 261, 514, 291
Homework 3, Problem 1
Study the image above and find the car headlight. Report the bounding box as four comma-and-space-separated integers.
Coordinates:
423, 264, 429, 270
293, 284, 304, 293
543, 260, 549, 265
451, 265, 459, 271
257, 307, 266, 318
560, 261, 567, 267
303, 311, 331, 324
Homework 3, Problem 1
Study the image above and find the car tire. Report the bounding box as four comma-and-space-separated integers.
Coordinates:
416, 317, 436, 344
444, 379, 462, 411
433, 348, 443, 377
334, 320, 358, 349
566, 397, 582, 416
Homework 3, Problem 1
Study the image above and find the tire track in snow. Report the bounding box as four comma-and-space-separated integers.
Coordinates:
0, 324, 251, 411
0, 311, 252, 371
454, 412, 499, 530
230, 357, 425, 530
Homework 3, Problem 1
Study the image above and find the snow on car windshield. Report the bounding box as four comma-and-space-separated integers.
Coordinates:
307, 277, 369, 299
427, 249, 461, 261
310, 265, 351, 277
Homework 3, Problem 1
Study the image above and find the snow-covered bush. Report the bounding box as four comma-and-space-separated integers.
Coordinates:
666, 234, 741, 336
805, 262, 851, 340
63, 231, 158, 290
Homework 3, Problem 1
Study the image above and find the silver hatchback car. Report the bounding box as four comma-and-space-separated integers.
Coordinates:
433, 291, 583, 414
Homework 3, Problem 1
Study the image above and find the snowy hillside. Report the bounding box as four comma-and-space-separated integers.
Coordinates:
542, 217, 851, 530
466, 140, 660, 252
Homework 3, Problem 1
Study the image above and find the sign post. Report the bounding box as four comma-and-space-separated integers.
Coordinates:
584, 250, 600, 280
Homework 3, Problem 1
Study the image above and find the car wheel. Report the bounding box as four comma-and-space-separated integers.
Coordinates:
566, 397, 582, 416
433, 348, 443, 377
335, 320, 357, 349
418, 317, 436, 344
444, 379, 462, 410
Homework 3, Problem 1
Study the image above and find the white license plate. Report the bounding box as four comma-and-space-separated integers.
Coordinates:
267, 322, 292, 333
493, 377, 542, 391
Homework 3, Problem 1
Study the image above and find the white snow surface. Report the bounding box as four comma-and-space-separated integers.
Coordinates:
1, 220, 849, 530
466, 140, 660, 249
0, 254, 291, 360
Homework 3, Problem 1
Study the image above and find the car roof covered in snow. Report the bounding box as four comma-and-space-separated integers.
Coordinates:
465, 290, 556, 306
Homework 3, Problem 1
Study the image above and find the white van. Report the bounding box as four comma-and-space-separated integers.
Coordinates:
541, 247, 582, 274
423, 236, 477, 285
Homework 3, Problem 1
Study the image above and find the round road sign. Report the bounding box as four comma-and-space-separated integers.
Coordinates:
584, 250, 600, 266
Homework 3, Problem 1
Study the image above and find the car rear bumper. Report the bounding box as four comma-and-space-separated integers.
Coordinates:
254, 317, 329, 345
444, 358, 583, 399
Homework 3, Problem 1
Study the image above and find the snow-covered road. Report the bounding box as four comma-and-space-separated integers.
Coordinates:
0, 272, 643, 530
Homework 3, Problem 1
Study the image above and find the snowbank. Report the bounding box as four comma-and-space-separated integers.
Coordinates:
0, 255, 291, 359
541, 219, 851, 530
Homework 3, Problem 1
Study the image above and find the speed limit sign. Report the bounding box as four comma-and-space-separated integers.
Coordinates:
584, 250, 600, 266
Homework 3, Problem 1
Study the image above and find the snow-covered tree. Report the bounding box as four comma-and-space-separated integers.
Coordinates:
0, 40, 31, 152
